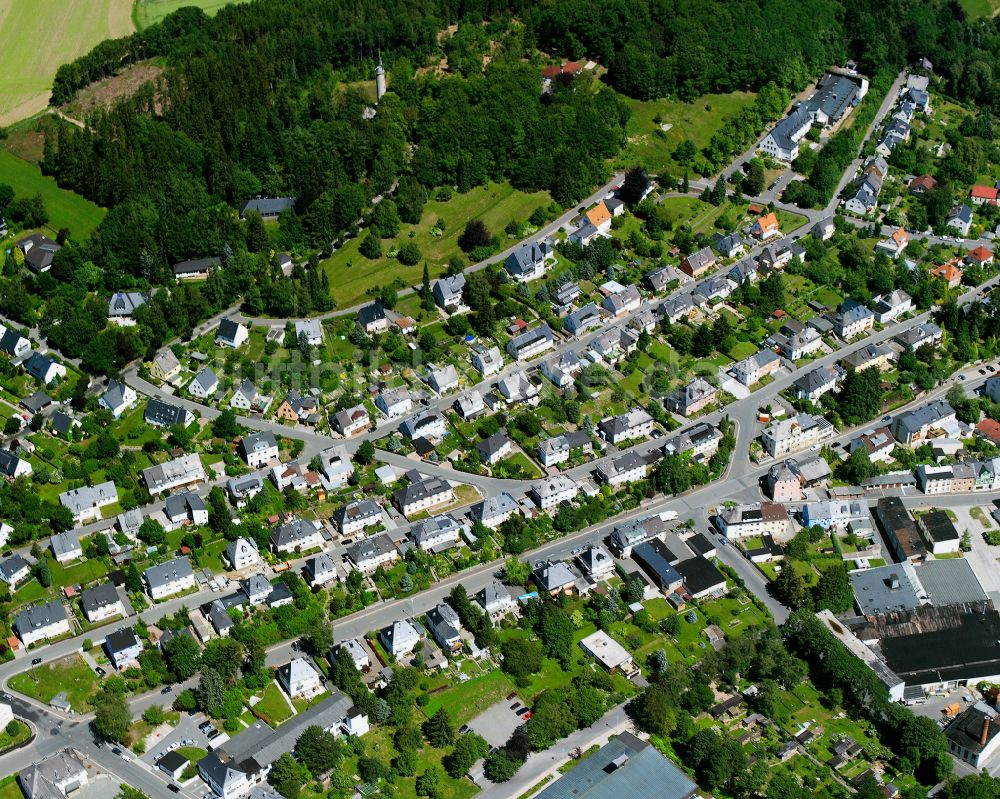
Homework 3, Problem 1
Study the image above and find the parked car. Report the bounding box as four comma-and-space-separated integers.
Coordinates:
31, 658, 41, 666
168, 786, 180, 794
516, 707, 531, 717
161, 686, 173, 695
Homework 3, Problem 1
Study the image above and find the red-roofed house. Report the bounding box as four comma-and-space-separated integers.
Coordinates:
977, 418, 1000, 446
930, 261, 963, 289
751, 212, 780, 241
967, 246, 995, 266
970, 185, 999, 205
909, 174, 938, 194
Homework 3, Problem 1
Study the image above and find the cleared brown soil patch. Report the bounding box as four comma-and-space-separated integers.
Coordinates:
62, 62, 165, 120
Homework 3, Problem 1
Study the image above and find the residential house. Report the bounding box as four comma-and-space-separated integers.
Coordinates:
332, 640, 370, 672
274, 390, 318, 424
142, 453, 206, 493
357, 302, 389, 334
751, 212, 780, 241
849, 427, 897, 463
645, 265, 685, 294
692, 274, 736, 306
216, 319, 249, 349
49, 531, 81, 564
412, 514, 464, 552
230, 379, 269, 412
662, 422, 724, 462
530, 474, 579, 510
577, 543, 615, 581
144, 397, 193, 428
564, 303, 604, 336
833, 302, 875, 339
876, 227, 909, 259
534, 560, 577, 596
106, 627, 143, 670
896, 322, 943, 350
633, 539, 684, 594
476, 431, 514, 466
399, 409, 446, 440
0, 328, 30, 357
81, 582, 124, 624
506, 323, 554, 361
16, 233, 60, 273
542, 351, 583, 388
666, 378, 717, 417
375, 386, 412, 419
426, 603, 463, 653
394, 474, 454, 517
317, 446, 353, 489
812, 217, 836, 240
432, 274, 467, 313
99, 380, 138, 418
0, 555, 30, 586
470, 493, 521, 530
471, 344, 503, 377
609, 516, 670, 557
538, 430, 592, 467
947, 205, 973, 237
679, 247, 717, 278
841, 343, 895, 372
239, 431, 279, 469
872, 289, 912, 324
970, 185, 999, 206
602, 284, 641, 318
49, 411, 80, 439
916, 509, 961, 555
599, 407, 655, 444
19, 750, 88, 799
226, 473, 264, 507
188, 367, 220, 400
381, 620, 421, 658
552, 281, 582, 308
454, 390, 485, 420
427, 363, 459, 395
766, 462, 803, 502
294, 319, 323, 346
715, 502, 790, 539
60, 481, 118, 524
732, 349, 781, 387
773, 327, 823, 360
712, 231, 745, 258
304, 553, 340, 588
14, 600, 70, 646
596, 451, 647, 489
893, 400, 957, 445
270, 518, 324, 555
758, 241, 805, 271
504, 241, 552, 282
144, 557, 196, 600
909, 174, 937, 194
346, 534, 398, 573
476, 580, 516, 622
240, 196, 296, 219
497, 372, 539, 406
25, 353, 66, 386
332, 405, 370, 437
0, 451, 31, 479
334, 499, 382, 535
225, 537, 262, 571
758, 106, 813, 161
278, 658, 323, 699
761, 413, 835, 457
968, 246, 995, 268
164, 492, 208, 528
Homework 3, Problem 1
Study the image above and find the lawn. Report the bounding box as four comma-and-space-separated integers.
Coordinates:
656, 196, 718, 231
959, 0, 1000, 17
423, 668, 515, 725
9, 654, 98, 711
177, 746, 208, 763
616, 91, 758, 173
133, 0, 251, 28
252, 682, 295, 726
0, 719, 29, 752
0, 776, 24, 799
0, 0, 133, 125
0, 150, 106, 238
321, 182, 551, 308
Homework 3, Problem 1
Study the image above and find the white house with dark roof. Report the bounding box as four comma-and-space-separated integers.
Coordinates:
533, 560, 578, 595
49, 531, 82, 564
142, 453, 206, 493
602, 284, 641, 318
25, 353, 66, 386
99, 380, 138, 418
542, 350, 583, 388
230, 379, 269, 412
278, 657, 323, 699
411, 514, 464, 552
144, 557, 196, 600
346, 533, 398, 573
577, 543, 615, 581
504, 241, 551, 282
60, 481, 118, 524
506, 324, 554, 361
470, 492, 521, 529
599, 407, 655, 444
596, 451, 647, 489
530, 474, 579, 510
454, 390, 485, 420
375, 386, 412, 419
224, 537, 261, 571
332, 405, 370, 437
334, 499, 383, 535
400, 410, 446, 441
0, 328, 30, 358
357, 302, 389, 334
144, 397, 193, 428
471, 344, 503, 377
15, 599, 70, 646
304, 552, 340, 588
106, 627, 143, 670
476, 580, 516, 621
381, 619, 422, 658
188, 367, 220, 400
227, 473, 264, 507
19, 749, 87, 799
0, 451, 31, 479
564, 303, 604, 336
239, 431, 279, 469
270, 518, 324, 555
394, 474, 454, 517
432, 274, 467, 313
81, 582, 123, 623
215, 318, 249, 349
0, 554, 30, 586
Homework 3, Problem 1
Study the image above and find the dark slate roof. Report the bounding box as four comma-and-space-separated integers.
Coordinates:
173, 257, 219, 276
145, 398, 189, 427
239, 197, 295, 217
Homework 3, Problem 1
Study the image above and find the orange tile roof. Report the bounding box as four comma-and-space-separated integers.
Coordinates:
971, 185, 999, 200
757, 212, 779, 233
909, 174, 937, 191
931, 263, 962, 281
891, 227, 907, 247
978, 419, 1000, 444
585, 202, 611, 228
968, 246, 994, 263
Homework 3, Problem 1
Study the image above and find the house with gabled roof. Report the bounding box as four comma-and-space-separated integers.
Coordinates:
332, 405, 370, 437
679, 246, 716, 278
751, 212, 780, 241
15, 599, 69, 645
216, 318, 249, 349
188, 367, 220, 400
16, 233, 60, 273
433, 273, 467, 312
504, 241, 552, 282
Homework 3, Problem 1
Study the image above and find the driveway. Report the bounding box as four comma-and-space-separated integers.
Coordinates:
141, 713, 213, 767
467, 697, 525, 749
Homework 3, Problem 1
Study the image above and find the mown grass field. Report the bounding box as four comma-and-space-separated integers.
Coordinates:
959, 0, 1000, 17
0, 150, 106, 238
9, 655, 99, 711
616, 91, 758, 173
0, 0, 133, 125
321, 182, 552, 308
133, 0, 251, 29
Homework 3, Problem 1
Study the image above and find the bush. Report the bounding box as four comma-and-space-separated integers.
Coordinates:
397, 242, 421, 266
5, 720, 19, 737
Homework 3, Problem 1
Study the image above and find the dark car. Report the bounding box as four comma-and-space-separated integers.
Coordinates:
506, 692, 517, 700
510, 702, 520, 710
95, 667, 106, 677
161, 686, 173, 695
31, 658, 41, 666
517, 707, 531, 717
168, 785, 181, 794
459, 725, 469, 734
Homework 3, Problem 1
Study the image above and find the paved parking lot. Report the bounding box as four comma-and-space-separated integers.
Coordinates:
949, 505, 1000, 605
466, 697, 526, 748
141, 712, 213, 767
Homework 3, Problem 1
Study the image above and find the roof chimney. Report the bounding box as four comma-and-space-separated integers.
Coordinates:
982, 716, 991, 747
